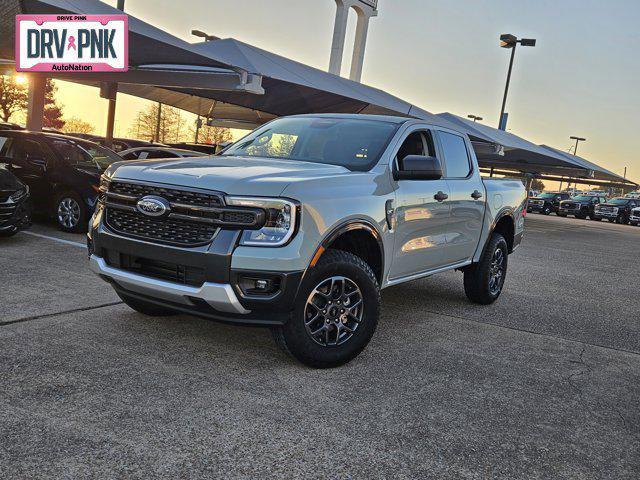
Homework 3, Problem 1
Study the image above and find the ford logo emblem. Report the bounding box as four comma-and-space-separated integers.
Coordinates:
136, 196, 170, 217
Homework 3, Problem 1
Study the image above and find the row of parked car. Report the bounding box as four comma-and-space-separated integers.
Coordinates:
527, 191, 640, 225
0, 128, 228, 236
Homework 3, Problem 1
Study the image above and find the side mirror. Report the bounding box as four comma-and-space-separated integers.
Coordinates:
394, 155, 443, 181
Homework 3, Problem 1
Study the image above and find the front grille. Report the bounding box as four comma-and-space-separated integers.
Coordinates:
103, 180, 264, 247
104, 250, 206, 287
109, 181, 223, 208
106, 208, 217, 246
0, 198, 17, 224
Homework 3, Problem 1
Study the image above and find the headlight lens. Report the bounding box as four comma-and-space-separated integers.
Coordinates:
225, 196, 298, 247
9, 185, 29, 201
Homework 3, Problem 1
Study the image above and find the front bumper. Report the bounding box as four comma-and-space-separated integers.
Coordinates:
0, 195, 32, 233
90, 255, 249, 313
595, 210, 618, 219
88, 205, 302, 326
629, 214, 640, 223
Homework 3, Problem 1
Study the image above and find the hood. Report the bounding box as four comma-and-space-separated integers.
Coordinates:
598, 202, 626, 208
561, 199, 588, 205
109, 156, 351, 197
0, 167, 24, 191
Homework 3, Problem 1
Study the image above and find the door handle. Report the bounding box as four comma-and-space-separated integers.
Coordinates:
434, 191, 448, 202
471, 190, 483, 200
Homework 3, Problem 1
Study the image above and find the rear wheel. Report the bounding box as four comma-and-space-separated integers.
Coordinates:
463, 233, 508, 305
542, 205, 552, 215
55, 191, 88, 233
116, 291, 177, 317
271, 250, 380, 368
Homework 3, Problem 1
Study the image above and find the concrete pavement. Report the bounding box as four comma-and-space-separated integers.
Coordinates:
0, 214, 638, 478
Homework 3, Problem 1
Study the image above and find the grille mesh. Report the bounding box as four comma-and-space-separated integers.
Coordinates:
106, 209, 217, 246
109, 182, 223, 208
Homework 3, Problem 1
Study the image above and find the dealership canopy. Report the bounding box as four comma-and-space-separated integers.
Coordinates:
0, 0, 635, 187
437, 113, 634, 186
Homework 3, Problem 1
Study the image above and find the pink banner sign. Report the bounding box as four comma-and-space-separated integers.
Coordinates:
16, 14, 129, 72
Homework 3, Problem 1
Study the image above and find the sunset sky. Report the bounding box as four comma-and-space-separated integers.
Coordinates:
48, 0, 638, 184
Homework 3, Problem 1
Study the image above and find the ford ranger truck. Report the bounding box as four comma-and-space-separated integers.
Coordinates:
88, 114, 526, 368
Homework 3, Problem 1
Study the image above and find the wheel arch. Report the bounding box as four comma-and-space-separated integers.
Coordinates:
308, 219, 385, 284
491, 210, 516, 253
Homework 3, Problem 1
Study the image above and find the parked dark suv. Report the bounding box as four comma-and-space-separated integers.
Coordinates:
0, 130, 123, 232
558, 195, 607, 220
527, 192, 571, 215
0, 166, 32, 237
594, 197, 640, 224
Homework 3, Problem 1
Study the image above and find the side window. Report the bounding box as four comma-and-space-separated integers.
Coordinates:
13, 139, 49, 167
395, 130, 434, 170
146, 151, 179, 159
120, 151, 139, 160
439, 131, 471, 178
0, 136, 14, 161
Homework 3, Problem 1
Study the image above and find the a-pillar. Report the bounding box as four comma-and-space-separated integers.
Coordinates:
26, 75, 46, 131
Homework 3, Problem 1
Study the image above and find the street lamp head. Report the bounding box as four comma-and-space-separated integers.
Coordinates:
191, 29, 219, 41
570, 136, 586, 141
500, 34, 518, 48
467, 114, 483, 122
520, 38, 537, 47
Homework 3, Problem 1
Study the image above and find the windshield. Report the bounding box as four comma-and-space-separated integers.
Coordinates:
572, 196, 594, 201
222, 117, 399, 171
538, 193, 557, 199
607, 198, 630, 205
52, 139, 121, 170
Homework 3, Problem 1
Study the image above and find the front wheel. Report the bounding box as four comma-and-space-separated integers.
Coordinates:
271, 250, 380, 368
463, 233, 508, 305
542, 206, 552, 215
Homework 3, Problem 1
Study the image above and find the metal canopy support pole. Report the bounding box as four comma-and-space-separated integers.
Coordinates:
26, 75, 46, 131
154, 103, 162, 143
329, 0, 351, 76
349, 7, 374, 82
105, 0, 125, 147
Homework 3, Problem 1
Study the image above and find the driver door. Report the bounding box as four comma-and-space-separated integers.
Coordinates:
388, 127, 452, 281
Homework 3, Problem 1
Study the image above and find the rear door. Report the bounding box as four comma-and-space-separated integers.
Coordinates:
435, 129, 485, 264
387, 126, 452, 281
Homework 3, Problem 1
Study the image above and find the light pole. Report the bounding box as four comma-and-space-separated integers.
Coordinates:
467, 114, 483, 123
191, 30, 219, 142
498, 34, 536, 130
570, 136, 586, 156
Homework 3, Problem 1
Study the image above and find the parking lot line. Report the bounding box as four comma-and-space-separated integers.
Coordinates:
21, 231, 86, 248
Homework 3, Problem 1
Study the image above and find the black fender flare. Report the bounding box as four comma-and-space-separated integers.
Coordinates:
306, 219, 385, 281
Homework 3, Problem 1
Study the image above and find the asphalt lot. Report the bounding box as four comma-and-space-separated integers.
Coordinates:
1, 215, 639, 479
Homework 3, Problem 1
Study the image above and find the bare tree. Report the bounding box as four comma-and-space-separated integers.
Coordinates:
61, 117, 95, 135
193, 124, 234, 145
0, 74, 28, 123
129, 103, 187, 143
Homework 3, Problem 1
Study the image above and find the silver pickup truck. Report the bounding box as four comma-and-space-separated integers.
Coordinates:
88, 114, 526, 368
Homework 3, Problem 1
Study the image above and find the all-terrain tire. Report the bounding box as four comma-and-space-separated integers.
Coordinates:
463, 233, 509, 305
271, 249, 380, 368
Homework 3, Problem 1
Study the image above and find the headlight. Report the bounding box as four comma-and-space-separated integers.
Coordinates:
9, 185, 29, 201
225, 196, 298, 247
99, 174, 111, 192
